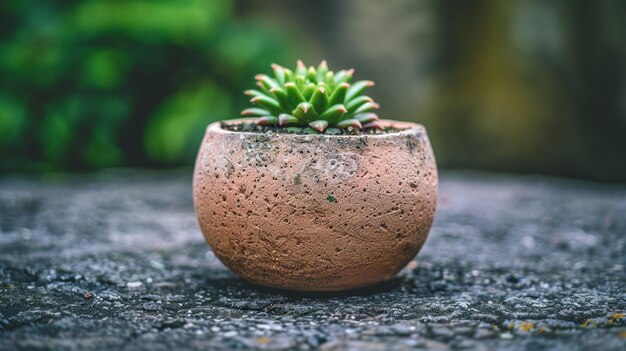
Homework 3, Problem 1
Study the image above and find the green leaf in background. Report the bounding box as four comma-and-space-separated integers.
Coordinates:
0, 95, 26, 148
83, 129, 125, 169
80, 50, 129, 89
40, 111, 72, 164
0, 0, 306, 172
143, 82, 231, 165
1, 32, 65, 87
70, 0, 230, 44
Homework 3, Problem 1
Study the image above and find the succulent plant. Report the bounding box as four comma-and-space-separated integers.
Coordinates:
241, 60, 382, 133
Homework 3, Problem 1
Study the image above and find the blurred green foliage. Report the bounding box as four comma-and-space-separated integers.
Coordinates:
0, 0, 300, 171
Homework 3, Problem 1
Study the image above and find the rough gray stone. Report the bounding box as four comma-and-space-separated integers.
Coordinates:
0, 169, 625, 350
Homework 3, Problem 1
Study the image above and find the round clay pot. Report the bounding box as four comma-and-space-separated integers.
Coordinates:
193, 119, 438, 291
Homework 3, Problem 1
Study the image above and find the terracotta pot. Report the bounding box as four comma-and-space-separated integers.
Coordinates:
193, 119, 438, 291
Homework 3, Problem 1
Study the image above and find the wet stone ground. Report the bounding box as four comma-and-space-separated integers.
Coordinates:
0, 169, 625, 351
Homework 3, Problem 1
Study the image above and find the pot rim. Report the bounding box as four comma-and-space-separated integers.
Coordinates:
208, 118, 426, 138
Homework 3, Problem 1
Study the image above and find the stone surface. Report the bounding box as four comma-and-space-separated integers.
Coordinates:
0, 169, 625, 350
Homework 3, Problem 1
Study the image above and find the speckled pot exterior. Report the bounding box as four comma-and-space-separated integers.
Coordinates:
193, 119, 438, 291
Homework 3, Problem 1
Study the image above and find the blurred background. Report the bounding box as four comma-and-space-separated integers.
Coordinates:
1, 0, 625, 181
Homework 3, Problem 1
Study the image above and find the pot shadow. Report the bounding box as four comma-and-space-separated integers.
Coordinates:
239, 276, 404, 299
198, 259, 451, 300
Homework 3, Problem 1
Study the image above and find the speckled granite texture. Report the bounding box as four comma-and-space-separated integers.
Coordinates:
1, 170, 624, 350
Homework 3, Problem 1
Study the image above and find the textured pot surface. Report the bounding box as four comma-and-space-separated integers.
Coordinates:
193, 119, 438, 291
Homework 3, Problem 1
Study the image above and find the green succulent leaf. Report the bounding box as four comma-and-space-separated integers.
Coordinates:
242, 61, 381, 133
294, 75, 306, 90
346, 80, 375, 102
244, 89, 267, 98
363, 120, 383, 130
336, 119, 362, 129
320, 104, 347, 123
283, 68, 294, 83
270, 87, 292, 111
324, 71, 335, 89
250, 95, 281, 113
285, 82, 306, 107
309, 120, 329, 133
346, 96, 373, 113
271, 64, 286, 84
316, 60, 329, 80
306, 66, 317, 82
255, 74, 280, 92
293, 102, 318, 122
295, 60, 307, 77
309, 86, 329, 113
353, 101, 380, 115
334, 69, 354, 85
279, 113, 299, 126
302, 82, 316, 101
241, 107, 271, 117
257, 116, 279, 125
354, 113, 380, 124
328, 83, 350, 107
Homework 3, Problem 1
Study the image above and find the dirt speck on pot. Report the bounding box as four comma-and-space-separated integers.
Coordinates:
293, 174, 302, 185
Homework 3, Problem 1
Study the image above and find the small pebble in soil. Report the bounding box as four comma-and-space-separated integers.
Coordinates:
142, 302, 160, 311
127, 281, 143, 288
